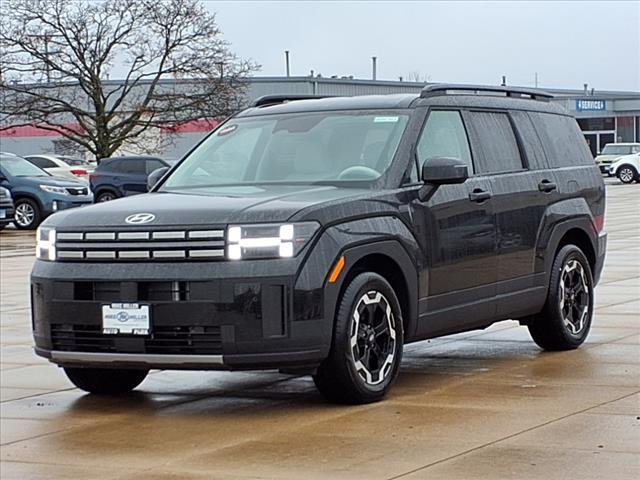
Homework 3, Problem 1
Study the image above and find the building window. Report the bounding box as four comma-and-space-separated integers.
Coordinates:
577, 117, 615, 131
616, 117, 635, 142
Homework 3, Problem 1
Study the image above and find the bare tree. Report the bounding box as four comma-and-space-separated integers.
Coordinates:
0, 0, 257, 160
407, 71, 431, 83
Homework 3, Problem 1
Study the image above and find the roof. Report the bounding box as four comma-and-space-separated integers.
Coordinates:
237, 94, 418, 116
237, 87, 568, 117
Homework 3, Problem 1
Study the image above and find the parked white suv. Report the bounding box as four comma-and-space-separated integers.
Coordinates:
595, 143, 640, 174
609, 153, 640, 184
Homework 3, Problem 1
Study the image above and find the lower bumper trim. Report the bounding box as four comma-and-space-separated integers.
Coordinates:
49, 350, 224, 366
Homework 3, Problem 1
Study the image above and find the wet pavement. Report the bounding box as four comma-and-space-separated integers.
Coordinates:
1, 180, 639, 479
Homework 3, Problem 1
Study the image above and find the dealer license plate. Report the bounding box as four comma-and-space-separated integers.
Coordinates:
102, 303, 150, 335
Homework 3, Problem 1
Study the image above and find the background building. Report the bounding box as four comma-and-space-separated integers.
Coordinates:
1, 76, 639, 159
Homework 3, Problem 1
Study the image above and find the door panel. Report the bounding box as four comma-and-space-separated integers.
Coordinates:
412, 108, 498, 337
412, 177, 497, 337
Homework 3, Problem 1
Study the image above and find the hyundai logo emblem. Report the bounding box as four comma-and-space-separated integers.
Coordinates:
125, 213, 156, 224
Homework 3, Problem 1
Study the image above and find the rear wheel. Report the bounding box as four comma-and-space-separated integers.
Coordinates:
617, 165, 637, 184
64, 367, 148, 394
528, 245, 594, 350
96, 190, 117, 202
314, 272, 403, 404
14, 198, 41, 230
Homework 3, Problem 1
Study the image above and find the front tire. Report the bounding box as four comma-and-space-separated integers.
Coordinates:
13, 198, 41, 230
64, 367, 148, 394
617, 165, 638, 184
314, 272, 403, 404
528, 245, 594, 350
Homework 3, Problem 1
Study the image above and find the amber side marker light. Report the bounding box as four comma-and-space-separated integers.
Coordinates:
328, 256, 346, 284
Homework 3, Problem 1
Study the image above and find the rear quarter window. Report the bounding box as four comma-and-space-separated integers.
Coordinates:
528, 113, 593, 167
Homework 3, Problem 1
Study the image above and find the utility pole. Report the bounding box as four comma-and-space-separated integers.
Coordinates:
285, 50, 290, 77
534, 72, 538, 88
372, 56, 377, 81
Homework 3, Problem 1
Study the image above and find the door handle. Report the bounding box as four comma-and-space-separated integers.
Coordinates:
538, 180, 557, 193
468, 189, 491, 202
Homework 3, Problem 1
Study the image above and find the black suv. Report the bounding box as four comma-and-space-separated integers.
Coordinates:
31, 85, 607, 404
89, 156, 174, 202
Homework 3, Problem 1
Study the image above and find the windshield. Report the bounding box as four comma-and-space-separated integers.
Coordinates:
602, 145, 635, 155
161, 110, 409, 190
0, 157, 51, 177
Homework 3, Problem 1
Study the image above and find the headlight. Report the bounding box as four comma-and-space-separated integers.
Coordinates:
227, 222, 319, 260
36, 226, 56, 261
40, 185, 69, 195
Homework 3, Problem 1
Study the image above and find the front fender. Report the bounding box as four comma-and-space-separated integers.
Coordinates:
295, 215, 420, 341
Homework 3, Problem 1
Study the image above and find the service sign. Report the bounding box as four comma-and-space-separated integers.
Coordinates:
576, 99, 606, 112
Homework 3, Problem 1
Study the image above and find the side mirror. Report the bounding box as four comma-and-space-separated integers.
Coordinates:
421, 157, 469, 185
147, 167, 170, 191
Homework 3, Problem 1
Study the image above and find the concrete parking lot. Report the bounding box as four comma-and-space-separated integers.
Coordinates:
1, 179, 638, 480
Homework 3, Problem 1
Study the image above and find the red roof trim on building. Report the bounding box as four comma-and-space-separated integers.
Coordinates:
0, 119, 221, 138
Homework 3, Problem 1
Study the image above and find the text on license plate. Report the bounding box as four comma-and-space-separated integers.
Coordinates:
102, 303, 150, 335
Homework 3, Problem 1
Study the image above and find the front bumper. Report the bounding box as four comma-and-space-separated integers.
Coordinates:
31, 258, 331, 371
0, 203, 14, 224
43, 197, 93, 216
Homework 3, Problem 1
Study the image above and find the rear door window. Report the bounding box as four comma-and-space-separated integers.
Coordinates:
509, 111, 547, 170
465, 111, 524, 174
27, 157, 57, 169
416, 110, 474, 174
120, 160, 146, 174
145, 159, 166, 174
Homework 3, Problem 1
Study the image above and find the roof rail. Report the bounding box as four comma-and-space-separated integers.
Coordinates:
251, 94, 334, 108
420, 84, 553, 101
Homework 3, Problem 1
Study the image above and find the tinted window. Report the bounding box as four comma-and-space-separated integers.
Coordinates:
529, 113, 594, 167
509, 111, 547, 170
417, 110, 473, 174
26, 156, 57, 169
119, 159, 146, 174
466, 112, 524, 174
146, 159, 165, 174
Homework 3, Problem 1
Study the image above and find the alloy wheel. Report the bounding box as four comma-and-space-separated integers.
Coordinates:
350, 290, 397, 385
558, 259, 590, 335
619, 168, 634, 183
15, 202, 35, 227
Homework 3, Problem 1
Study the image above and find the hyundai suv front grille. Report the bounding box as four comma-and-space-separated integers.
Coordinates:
55, 228, 225, 261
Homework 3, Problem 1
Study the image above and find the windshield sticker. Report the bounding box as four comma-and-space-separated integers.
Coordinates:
374, 116, 399, 123
217, 124, 238, 136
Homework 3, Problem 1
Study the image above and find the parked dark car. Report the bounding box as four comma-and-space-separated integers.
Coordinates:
89, 156, 175, 202
0, 154, 93, 229
31, 85, 606, 404
0, 186, 14, 230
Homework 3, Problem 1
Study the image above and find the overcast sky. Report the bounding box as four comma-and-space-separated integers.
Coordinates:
206, 0, 640, 91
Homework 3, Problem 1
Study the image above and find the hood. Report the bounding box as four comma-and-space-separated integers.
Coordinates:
595, 154, 623, 162
16, 175, 88, 187
46, 184, 372, 228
